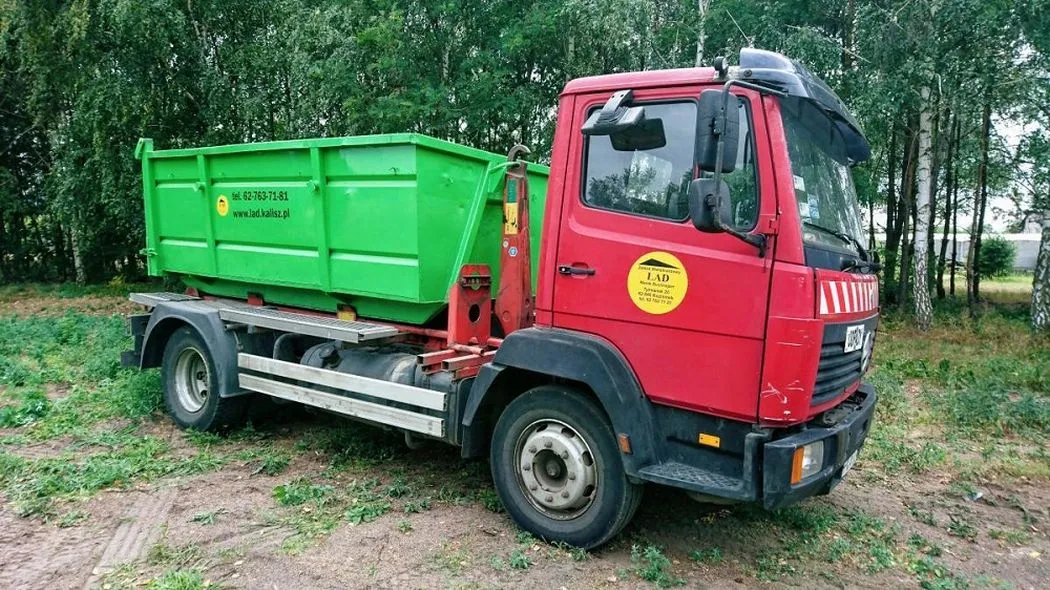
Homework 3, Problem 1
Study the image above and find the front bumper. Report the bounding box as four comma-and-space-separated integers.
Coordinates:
760, 383, 876, 509
635, 382, 876, 509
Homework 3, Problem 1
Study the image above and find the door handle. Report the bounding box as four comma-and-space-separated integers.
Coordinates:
558, 264, 596, 276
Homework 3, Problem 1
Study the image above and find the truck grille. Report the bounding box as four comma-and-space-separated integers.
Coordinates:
812, 344, 862, 406
812, 317, 878, 406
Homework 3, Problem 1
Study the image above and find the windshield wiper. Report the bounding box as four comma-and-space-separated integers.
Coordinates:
802, 221, 882, 272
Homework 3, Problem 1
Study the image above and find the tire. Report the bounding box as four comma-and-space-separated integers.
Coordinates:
161, 327, 247, 431
490, 385, 643, 549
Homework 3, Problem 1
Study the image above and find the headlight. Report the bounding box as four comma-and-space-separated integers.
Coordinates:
791, 441, 824, 484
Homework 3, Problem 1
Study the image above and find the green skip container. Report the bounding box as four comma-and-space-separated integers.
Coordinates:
136, 134, 549, 324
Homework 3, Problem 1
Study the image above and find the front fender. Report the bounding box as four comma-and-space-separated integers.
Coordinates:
462, 327, 657, 475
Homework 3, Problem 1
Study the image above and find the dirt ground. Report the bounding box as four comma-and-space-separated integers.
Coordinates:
1, 420, 1047, 590
0, 288, 1047, 589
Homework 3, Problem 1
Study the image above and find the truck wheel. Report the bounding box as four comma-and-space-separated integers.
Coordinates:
490, 385, 643, 549
161, 327, 246, 431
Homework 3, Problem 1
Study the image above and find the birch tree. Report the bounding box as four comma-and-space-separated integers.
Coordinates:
913, 83, 934, 330
694, 0, 710, 67
1034, 218, 1050, 331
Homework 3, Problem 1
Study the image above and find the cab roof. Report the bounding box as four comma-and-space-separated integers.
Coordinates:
561, 67, 719, 95
561, 49, 870, 163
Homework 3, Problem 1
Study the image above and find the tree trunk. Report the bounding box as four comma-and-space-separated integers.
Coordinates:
967, 101, 992, 316
936, 116, 959, 299
913, 86, 934, 330
1032, 218, 1050, 331
883, 126, 899, 297
694, 0, 710, 67
926, 100, 941, 288
898, 209, 913, 305
895, 125, 919, 305
950, 172, 960, 296
844, 0, 858, 70
70, 222, 86, 285
868, 189, 876, 252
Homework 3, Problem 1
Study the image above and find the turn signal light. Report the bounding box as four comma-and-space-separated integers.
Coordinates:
790, 441, 824, 484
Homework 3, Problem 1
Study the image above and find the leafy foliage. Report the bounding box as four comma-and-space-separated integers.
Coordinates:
0, 0, 1045, 305
976, 236, 1017, 279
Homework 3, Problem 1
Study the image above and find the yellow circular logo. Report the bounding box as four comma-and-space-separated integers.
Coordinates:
216, 195, 229, 217
627, 251, 688, 314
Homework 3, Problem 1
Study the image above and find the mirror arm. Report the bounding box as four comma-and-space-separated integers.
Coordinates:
707, 79, 783, 258
706, 197, 767, 257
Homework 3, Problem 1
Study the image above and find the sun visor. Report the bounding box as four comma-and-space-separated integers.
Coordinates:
735, 48, 871, 164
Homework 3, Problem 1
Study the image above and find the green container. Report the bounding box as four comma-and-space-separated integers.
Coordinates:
136, 134, 549, 324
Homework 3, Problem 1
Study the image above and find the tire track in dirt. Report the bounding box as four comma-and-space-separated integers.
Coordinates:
83, 486, 176, 589
0, 510, 103, 590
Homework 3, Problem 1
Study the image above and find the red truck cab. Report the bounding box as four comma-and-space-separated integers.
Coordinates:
465, 48, 878, 541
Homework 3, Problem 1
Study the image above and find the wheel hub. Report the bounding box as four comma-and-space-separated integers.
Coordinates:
516, 419, 598, 520
173, 347, 209, 413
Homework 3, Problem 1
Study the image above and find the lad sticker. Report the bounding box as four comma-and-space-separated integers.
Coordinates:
627, 251, 688, 314
216, 194, 229, 217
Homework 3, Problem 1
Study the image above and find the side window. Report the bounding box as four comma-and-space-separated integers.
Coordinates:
583, 102, 697, 221
582, 98, 759, 229
700, 98, 759, 230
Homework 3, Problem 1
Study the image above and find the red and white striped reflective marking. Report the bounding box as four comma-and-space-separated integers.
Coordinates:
818, 275, 878, 318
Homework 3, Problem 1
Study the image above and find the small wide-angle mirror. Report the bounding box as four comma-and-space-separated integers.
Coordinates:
696, 89, 740, 173
688, 178, 732, 233
611, 118, 667, 151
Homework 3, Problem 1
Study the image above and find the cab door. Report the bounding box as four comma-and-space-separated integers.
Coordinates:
551, 87, 776, 422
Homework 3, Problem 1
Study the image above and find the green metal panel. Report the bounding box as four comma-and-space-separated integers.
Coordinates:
137, 134, 549, 325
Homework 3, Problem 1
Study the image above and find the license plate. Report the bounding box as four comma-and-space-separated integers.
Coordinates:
844, 325, 865, 353
841, 450, 859, 478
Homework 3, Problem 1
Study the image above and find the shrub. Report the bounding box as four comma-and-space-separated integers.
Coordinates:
977, 236, 1016, 278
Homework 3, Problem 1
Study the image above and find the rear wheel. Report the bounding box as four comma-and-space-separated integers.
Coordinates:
490, 385, 643, 549
161, 327, 247, 431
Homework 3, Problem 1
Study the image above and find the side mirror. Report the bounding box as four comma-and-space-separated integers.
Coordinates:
696, 89, 739, 173
582, 89, 646, 136
688, 178, 732, 233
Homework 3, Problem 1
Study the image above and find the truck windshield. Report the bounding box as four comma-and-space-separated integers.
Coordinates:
781, 96, 865, 254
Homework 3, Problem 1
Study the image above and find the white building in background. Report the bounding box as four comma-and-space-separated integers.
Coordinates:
872, 233, 1043, 271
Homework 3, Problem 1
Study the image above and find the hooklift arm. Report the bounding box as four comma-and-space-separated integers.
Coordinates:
494, 144, 534, 336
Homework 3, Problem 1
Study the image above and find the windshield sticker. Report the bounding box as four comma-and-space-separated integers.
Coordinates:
797, 190, 810, 219
793, 174, 806, 192
627, 251, 688, 315
808, 194, 821, 219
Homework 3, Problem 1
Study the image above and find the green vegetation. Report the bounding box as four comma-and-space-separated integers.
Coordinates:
2, 288, 1045, 586
688, 547, 723, 565
977, 237, 1017, 280
509, 548, 532, 570
146, 569, 209, 590
631, 544, 684, 588
870, 303, 1050, 481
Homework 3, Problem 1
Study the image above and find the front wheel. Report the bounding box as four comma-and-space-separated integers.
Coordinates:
490, 385, 643, 549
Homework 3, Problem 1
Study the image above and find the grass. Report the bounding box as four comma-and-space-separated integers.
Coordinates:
688, 547, 723, 564
0, 310, 262, 518
631, 544, 684, 587
0, 435, 223, 517
865, 299, 1050, 481
2, 285, 1046, 587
